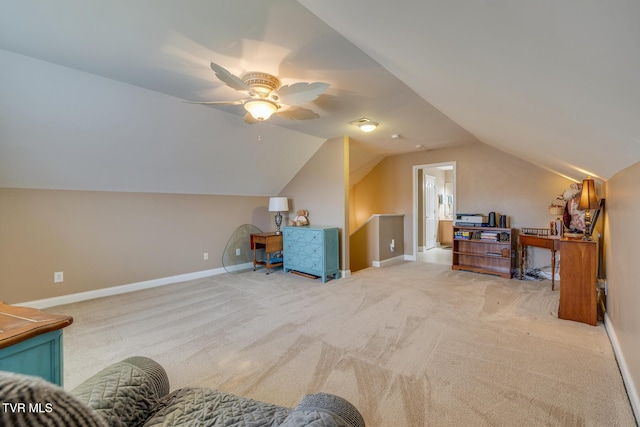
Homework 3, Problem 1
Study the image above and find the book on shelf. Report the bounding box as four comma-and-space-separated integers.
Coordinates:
485, 252, 503, 257
480, 232, 498, 241
454, 231, 471, 240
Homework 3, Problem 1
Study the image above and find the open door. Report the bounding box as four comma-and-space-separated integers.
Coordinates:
424, 174, 436, 250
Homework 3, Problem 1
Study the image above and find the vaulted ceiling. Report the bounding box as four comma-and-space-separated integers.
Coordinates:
1, 1, 638, 195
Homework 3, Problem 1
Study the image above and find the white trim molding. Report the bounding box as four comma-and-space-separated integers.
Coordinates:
372, 255, 405, 268
18, 264, 252, 309
605, 313, 640, 422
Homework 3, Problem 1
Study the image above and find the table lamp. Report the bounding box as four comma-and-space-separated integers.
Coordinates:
268, 197, 289, 234
578, 177, 599, 241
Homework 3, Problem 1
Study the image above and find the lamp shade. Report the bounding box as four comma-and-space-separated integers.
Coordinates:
268, 197, 289, 212
244, 99, 278, 121
578, 177, 599, 210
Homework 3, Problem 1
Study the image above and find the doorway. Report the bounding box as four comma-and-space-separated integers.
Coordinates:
424, 174, 436, 250
412, 162, 456, 262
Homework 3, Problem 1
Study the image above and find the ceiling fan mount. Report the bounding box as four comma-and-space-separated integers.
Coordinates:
241, 71, 281, 97
186, 62, 329, 124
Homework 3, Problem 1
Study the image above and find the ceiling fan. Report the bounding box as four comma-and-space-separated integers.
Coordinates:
189, 62, 329, 124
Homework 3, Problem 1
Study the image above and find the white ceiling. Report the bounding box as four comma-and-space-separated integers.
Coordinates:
1, 0, 638, 195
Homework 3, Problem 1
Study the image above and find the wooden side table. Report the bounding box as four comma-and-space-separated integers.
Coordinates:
250, 232, 283, 274
0, 302, 73, 385
519, 234, 561, 290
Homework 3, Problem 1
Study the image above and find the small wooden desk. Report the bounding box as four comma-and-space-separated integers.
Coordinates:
0, 302, 73, 385
519, 234, 561, 290
250, 232, 283, 274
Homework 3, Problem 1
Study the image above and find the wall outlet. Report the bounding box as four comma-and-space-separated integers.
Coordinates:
203, 253, 209, 260
236, 248, 241, 256
54, 271, 64, 283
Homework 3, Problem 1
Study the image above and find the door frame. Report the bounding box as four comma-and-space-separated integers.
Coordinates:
411, 161, 456, 261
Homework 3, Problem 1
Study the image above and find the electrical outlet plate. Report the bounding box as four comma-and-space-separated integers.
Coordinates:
203, 253, 209, 260
54, 272, 64, 283
236, 248, 241, 256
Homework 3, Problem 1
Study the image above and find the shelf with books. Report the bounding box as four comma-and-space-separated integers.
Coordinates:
452, 226, 516, 278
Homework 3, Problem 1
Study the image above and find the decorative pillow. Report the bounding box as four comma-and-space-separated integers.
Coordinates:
560, 182, 585, 232
568, 197, 586, 231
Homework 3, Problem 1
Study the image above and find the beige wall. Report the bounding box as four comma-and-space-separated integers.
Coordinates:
349, 214, 404, 272
604, 160, 640, 414
350, 142, 574, 257
378, 215, 404, 261
349, 217, 378, 272
0, 188, 270, 304
278, 136, 349, 271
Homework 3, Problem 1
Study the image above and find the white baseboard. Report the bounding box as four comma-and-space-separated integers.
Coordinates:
341, 269, 352, 278
404, 254, 417, 262
372, 255, 405, 268
18, 263, 253, 309
604, 313, 640, 422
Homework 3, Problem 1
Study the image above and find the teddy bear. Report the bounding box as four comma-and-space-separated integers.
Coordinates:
288, 209, 309, 226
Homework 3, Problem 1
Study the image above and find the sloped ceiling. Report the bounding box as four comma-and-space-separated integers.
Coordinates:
1, 1, 638, 196
300, 0, 640, 182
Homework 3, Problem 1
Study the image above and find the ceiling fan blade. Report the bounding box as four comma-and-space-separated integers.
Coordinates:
210, 62, 250, 92
184, 98, 248, 106
276, 106, 320, 121
244, 112, 259, 124
276, 82, 329, 106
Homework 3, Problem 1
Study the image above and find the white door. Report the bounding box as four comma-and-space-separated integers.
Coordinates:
424, 175, 437, 249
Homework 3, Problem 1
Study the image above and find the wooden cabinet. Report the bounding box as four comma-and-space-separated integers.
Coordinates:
559, 240, 598, 326
452, 226, 516, 278
0, 303, 73, 386
283, 226, 339, 283
438, 219, 453, 246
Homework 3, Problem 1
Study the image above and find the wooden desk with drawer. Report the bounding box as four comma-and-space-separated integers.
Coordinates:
250, 232, 283, 274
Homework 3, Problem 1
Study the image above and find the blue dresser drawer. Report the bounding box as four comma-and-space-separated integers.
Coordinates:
284, 228, 323, 244
283, 226, 339, 283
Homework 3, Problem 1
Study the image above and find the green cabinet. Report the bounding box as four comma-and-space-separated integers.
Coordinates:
0, 330, 65, 386
0, 302, 72, 386
283, 226, 339, 283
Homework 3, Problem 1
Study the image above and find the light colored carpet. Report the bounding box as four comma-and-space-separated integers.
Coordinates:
52, 262, 636, 426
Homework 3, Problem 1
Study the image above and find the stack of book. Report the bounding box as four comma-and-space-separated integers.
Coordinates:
454, 230, 471, 240
480, 231, 499, 241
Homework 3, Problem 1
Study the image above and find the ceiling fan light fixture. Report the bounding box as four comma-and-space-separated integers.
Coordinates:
349, 117, 379, 133
244, 99, 278, 121
358, 121, 378, 132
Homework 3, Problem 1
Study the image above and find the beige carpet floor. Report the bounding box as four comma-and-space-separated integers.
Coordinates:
52, 261, 636, 426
